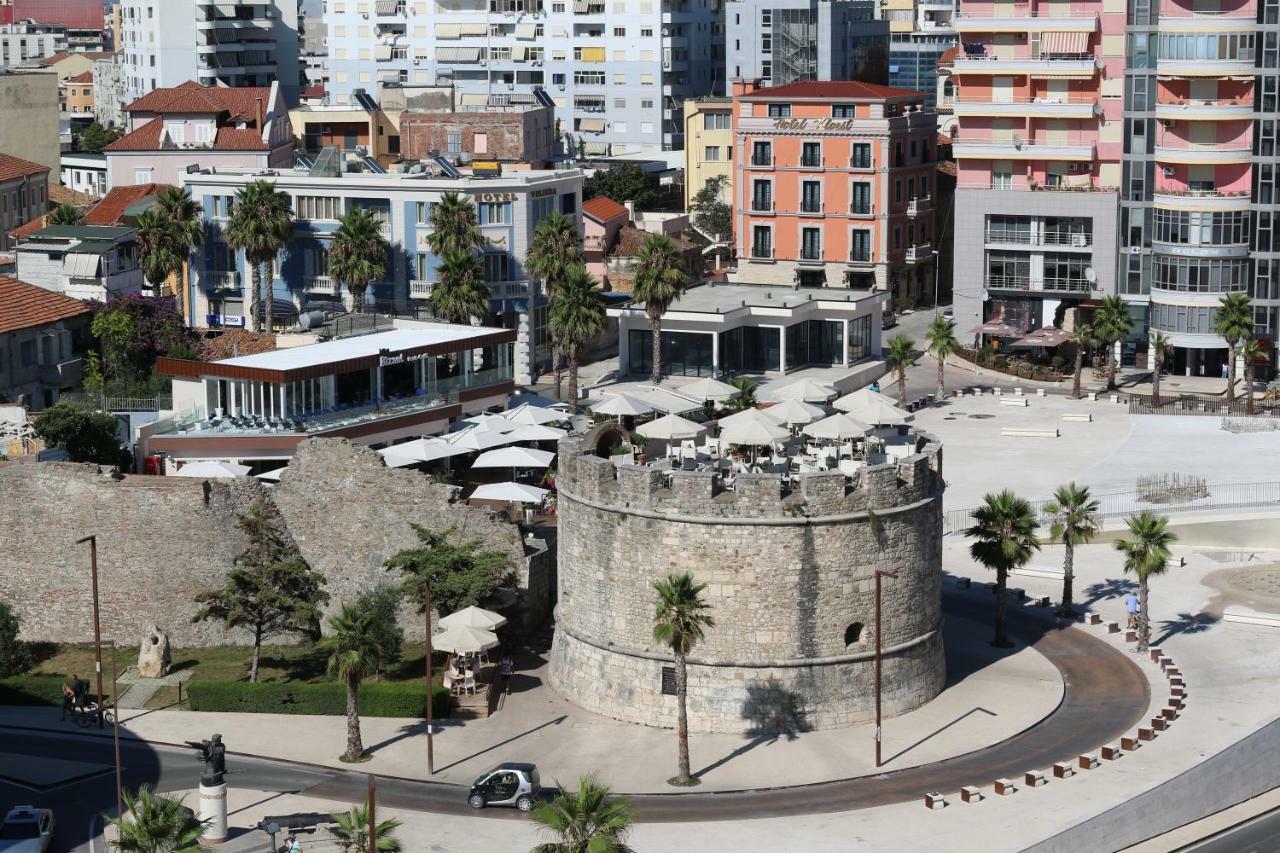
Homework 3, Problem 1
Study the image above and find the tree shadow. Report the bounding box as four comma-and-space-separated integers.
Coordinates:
427, 715, 569, 772
26, 642, 59, 666
692, 680, 813, 782
1082, 578, 1138, 607
1152, 611, 1219, 646
883, 707, 997, 765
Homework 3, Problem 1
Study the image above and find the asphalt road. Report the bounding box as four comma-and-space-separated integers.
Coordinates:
1181, 807, 1280, 853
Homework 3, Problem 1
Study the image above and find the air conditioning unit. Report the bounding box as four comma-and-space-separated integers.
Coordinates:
1162, 165, 1176, 177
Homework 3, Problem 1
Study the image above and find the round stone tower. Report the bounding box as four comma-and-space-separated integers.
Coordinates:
548, 431, 948, 734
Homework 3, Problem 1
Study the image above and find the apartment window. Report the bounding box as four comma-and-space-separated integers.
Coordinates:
761, 60, 772, 79
751, 225, 772, 258
641, 27, 653, 37
415, 201, 429, 225
801, 142, 821, 168
832, 104, 856, 118
991, 168, 1013, 191
767, 103, 790, 118
483, 252, 510, 282
893, 226, 902, 250
703, 112, 730, 130
751, 140, 772, 166
850, 229, 871, 262
295, 196, 340, 220
613, 26, 626, 36
894, 180, 903, 203
482, 202, 509, 225
575, 71, 606, 85
893, 141, 903, 167
801, 180, 821, 213
703, 146, 720, 161
641, 99, 654, 109
987, 252, 1031, 288
850, 182, 870, 215
751, 179, 773, 211
800, 227, 821, 260
851, 143, 871, 168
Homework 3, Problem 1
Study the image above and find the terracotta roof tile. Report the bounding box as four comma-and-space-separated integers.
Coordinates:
37, 51, 111, 67
213, 127, 269, 151
14, 0, 105, 30
7, 215, 47, 242
0, 275, 92, 335
49, 184, 93, 207
302, 85, 326, 99
612, 225, 697, 257
938, 161, 958, 177
198, 328, 278, 361
82, 183, 172, 226
0, 153, 50, 184
938, 46, 959, 66
125, 83, 272, 121
103, 118, 165, 152
582, 195, 628, 223
741, 80, 925, 101
66, 71, 94, 84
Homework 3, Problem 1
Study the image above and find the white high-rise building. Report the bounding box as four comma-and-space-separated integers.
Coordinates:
323, 0, 722, 154
118, 0, 300, 106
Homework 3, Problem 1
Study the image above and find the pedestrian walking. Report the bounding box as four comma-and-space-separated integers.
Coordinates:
499, 654, 514, 695
60, 679, 75, 720
1125, 591, 1140, 629
285, 834, 302, 853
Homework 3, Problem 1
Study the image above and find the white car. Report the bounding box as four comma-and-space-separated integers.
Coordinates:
0, 807, 54, 853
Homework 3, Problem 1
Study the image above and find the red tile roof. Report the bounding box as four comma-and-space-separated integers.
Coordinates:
301, 85, 326, 99
38, 51, 112, 67
7, 216, 48, 243
125, 82, 272, 121
613, 225, 697, 257
0, 275, 92, 335
0, 153, 50, 184
741, 80, 924, 102
582, 195, 628, 223
938, 46, 959, 67
103, 118, 165, 152
213, 127, 269, 151
14, 0, 104, 31
65, 71, 94, 84
198, 328, 278, 361
82, 183, 172, 226
49, 184, 93, 207
938, 161, 958, 177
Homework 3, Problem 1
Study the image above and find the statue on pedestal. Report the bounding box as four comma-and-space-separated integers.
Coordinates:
186, 734, 227, 787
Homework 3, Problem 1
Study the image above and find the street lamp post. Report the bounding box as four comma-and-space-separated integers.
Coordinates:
424, 584, 434, 776
105, 639, 122, 820
76, 534, 105, 729
874, 569, 899, 769
367, 774, 377, 853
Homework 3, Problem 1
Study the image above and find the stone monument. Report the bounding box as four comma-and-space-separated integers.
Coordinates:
186, 735, 228, 845
136, 625, 172, 678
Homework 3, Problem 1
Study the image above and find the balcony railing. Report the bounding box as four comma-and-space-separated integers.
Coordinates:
751, 199, 774, 212
906, 244, 933, 262
750, 155, 773, 167
985, 228, 1092, 246
751, 246, 774, 259
906, 196, 931, 216
800, 200, 822, 213
986, 275, 1093, 293
849, 252, 872, 264
306, 276, 336, 294
206, 270, 240, 292
410, 279, 433, 298
800, 155, 822, 168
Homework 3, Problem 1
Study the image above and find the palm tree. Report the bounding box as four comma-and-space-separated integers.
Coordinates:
1070, 322, 1094, 400
134, 208, 186, 296
155, 187, 205, 311
330, 207, 387, 314
1043, 483, 1100, 618
426, 192, 483, 257
106, 785, 206, 853
1241, 337, 1266, 415
328, 802, 402, 853
321, 601, 389, 762
526, 210, 583, 397
428, 250, 490, 325
966, 490, 1041, 647
1215, 293, 1253, 401
631, 234, 689, 385
530, 776, 635, 853
1114, 512, 1177, 652
48, 202, 82, 225
925, 315, 959, 400
225, 180, 293, 332
886, 334, 916, 406
726, 377, 758, 412
1149, 331, 1172, 408
652, 572, 715, 786
1093, 295, 1132, 391
548, 265, 606, 412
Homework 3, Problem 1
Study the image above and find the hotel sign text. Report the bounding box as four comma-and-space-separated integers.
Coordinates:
770, 118, 857, 132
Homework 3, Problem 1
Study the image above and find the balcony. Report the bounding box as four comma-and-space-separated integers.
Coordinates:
906, 244, 933, 263
1158, 55, 1256, 77
985, 275, 1094, 294
1153, 188, 1253, 211
985, 228, 1092, 247
951, 54, 1099, 77
750, 246, 774, 260
800, 200, 823, 214
1154, 143, 1252, 165
953, 136, 1096, 161
952, 94, 1100, 119
1158, 11, 1254, 31
750, 199, 774, 213
906, 196, 931, 217
206, 270, 241, 292
954, 11, 1099, 33
306, 276, 336, 294
1154, 98, 1253, 121
750, 155, 774, 167
410, 279, 433, 299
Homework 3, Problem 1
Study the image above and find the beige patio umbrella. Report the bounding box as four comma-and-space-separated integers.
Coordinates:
803, 413, 873, 441
439, 605, 507, 631
432, 624, 500, 655
762, 378, 836, 403
636, 413, 706, 441
672, 376, 740, 402
718, 408, 790, 446
763, 399, 825, 426
833, 388, 912, 426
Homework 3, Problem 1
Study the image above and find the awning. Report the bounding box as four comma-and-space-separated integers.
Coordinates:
458, 92, 488, 106
375, 0, 400, 13
435, 23, 461, 38
969, 321, 1022, 337
580, 46, 605, 62
573, 0, 593, 10
582, 141, 610, 155
63, 254, 100, 277
1040, 31, 1089, 55
515, 23, 537, 39
578, 117, 606, 133
512, 45, 528, 61
459, 22, 488, 35
436, 47, 481, 62
1010, 327, 1072, 348
374, 44, 393, 60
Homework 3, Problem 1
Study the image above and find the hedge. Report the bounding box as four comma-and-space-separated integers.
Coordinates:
0, 676, 68, 707
187, 679, 454, 718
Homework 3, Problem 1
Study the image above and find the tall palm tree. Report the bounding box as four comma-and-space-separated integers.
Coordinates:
330, 207, 387, 314
886, 334, 916, 406
925, 315, 959, 400
225, 180, 293, 332
321, 601, 389, 762
652, 572, 715, 786
530, 776, 635, 853
1070, 322, 1094, 400
1043, 483, 1100, 618
1215, 292, 1254, 401
106, 785, 206, 853
526, 210, 583, 397
1093, 295, 1132, 391
428, 250, 490, 325
1114, 512, 1177, 652
328, 802, 402, 853
1241, 337, 1266, 415
548, 265, 606, 412
48, 202, 82, 225
155, 186, 205, 312
134, 208, 186, 296
965, 490, 1041, 647
1149, 331, 1172, 408
426, 192, 483, 257
631, 234, 689, 385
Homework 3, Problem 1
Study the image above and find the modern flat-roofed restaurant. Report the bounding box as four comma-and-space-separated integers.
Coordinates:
144, 325, 515, 471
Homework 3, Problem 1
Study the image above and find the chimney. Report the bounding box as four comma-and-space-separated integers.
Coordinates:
255, 96, 264, 133
623, 199, 636, 221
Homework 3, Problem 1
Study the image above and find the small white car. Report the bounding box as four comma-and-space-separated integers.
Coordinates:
0, 806, 54, 853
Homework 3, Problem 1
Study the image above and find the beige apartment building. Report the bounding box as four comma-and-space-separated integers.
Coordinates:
0, 68, 59, 175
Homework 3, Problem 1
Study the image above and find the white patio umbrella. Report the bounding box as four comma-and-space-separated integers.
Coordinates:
803, 412, 873, 441
447, 425, 520, 451
472, 446, 556, 469
432, 624, 500, 655
763, 378, 837, 403
255, 467, 287, 482
629, 385, 706, 414
718, 408, 790, 446
763, 399, 825, 426
378, 438, 472, 464
635, 413, 706, 441
591, 393, 655, 417
504, 424, 568, 442
833, 388, 912, 426
175, 460, 251, 478
505, 403, 569, 426
464, 412, 519, 433
672, 376, 740, 402
470, 481, 549, 503
380, 452, 422, 469
439, 604, 507, 631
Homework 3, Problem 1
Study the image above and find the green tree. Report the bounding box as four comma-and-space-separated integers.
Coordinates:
1150, 331, 1172, 408
106, 785, 207, 853
886, 334, 916, 407
925, 315, 959, 400
584, 162, 657, 210
328, 802, 403, 853
32, 400, 120, 464
1070, 322, 1094, 400
330, 207, 388, 314
354, 583, 405, 677
1114, 512, 1177, 652
322, 600, 391, 762
690, 175, 731, 243
192, 500, 329, 682
1093, 296, 1133, 391
135, 209, 186, 294
385, 524, 513, 618
530, 775, 635, 853
1043, 483, 1100, 618
428, 250, 490, 325
966, 490, 1041, 647
526, 210, 583, 397
149, 187, 206, 300
48, 202, 82, 226
1214, 292, 1254, 401
90, 294, 200, 386
1242, 337, 1266, 415
632, 233, 690, 385
426, 192, 484, 257
225, 180, 293, 332
652, 572, 715, 786
0, 601, 33, 676
726, 377, 758, 412
77, 121, 123, 152
549, 265, 606, 412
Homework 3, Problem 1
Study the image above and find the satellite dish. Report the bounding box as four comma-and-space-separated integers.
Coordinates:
1084, 267, 1097, 283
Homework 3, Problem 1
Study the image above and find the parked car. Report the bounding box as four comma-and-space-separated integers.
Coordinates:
0, 807, 54, 853
468, 763, 541, 811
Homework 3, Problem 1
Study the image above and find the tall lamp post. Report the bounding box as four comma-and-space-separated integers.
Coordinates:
874, 569, 898, 769
76, 534, 105, 729
424, 583, 434, 776
105, 639, 122, 820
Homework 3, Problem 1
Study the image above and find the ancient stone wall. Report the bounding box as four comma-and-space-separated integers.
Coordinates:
548, 433, 947, 734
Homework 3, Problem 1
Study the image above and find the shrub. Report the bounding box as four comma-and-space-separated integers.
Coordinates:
0, 676, 67, 706
0, 602, 32, 676
186, 679, 453, 717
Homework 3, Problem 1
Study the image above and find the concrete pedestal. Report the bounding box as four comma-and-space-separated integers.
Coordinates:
198, 782, 228, 846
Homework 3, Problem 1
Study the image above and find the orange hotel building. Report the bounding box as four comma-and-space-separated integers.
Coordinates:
731, 79, 939, 309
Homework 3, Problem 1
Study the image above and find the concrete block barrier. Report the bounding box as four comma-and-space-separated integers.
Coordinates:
999, 428, 1060, 438
1102, 744, 1124, 761
1078, 753, 1100, 770
1062, 413, 1092, 423
1087, 613, 1103, 625
1152, 717, 1169, 731
924, 792, 948, 810
1106, 621, 1121, 634
960, 786, 984, 803
995, 778, 1018, 796
1000, 398, 1029, 407
1138, 727, 1155, 742
1024, 770, 1048, 788
1053, 762, 1076, 779
1121, 735, 1141, 751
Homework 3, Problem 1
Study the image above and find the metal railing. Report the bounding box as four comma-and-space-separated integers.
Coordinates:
985, 228, 1092, 246
1128, 392, 1280, 417
943, 480, 1280, 536
306, 276, 336, 294
61, 392, 173, 412
206, 271, 240, 291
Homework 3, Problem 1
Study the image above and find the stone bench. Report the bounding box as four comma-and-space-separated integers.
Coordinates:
1024, 770, 1047, 788
924, 792, 948, 810
1052, 762, 1076, 779
994, 778, 1018, 796
1062, 413, 1093, 423
960, 785, 984, 804
1000, 397, 1029, 407
1101, 744, 1124, 761
1223, 607, 1280, 628
1000, 428, 1060, 438
1110, 394, 1120, 403
1078, 753, 1100, 770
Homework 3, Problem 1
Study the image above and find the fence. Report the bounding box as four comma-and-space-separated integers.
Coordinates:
61, 393, 173, 412
1128, 392, 1280, 418
942, 480, 1280, 536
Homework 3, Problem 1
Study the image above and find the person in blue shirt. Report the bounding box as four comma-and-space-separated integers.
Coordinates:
1125, 592, 1140, 629
870, 381, 881, 393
